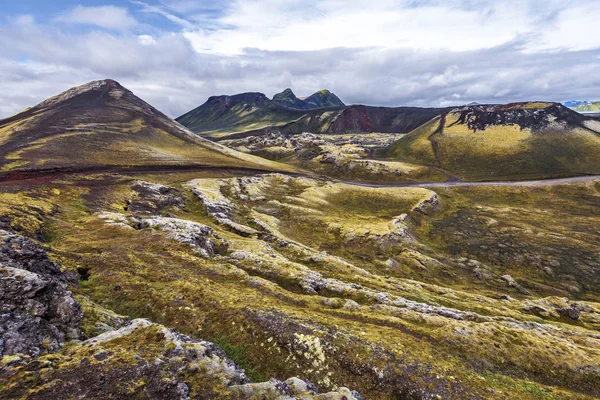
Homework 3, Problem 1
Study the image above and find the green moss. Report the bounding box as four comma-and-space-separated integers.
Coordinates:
3, 173, 599, 399
210, 336, 266, 382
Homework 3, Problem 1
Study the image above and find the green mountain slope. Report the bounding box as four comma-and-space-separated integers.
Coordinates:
0, 80, 295, 174
175, 92, 310, 137
176, 88, 346, 138
237, 105, 446, 137
302, 89, 345, 109
386, 102, 600, 180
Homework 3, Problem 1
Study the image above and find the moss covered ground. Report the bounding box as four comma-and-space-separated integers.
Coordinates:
1, 171, 599, 399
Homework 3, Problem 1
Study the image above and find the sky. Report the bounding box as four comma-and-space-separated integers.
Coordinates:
1, 0, 600, 118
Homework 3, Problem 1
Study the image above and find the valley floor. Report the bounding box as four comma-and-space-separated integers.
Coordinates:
1, 169, 600, 399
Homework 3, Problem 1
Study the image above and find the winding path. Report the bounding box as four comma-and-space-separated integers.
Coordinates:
333, 174, 600, 188
0, 164, 599, 189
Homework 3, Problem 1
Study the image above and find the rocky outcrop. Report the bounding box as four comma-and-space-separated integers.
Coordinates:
1, 318, 362, 400
141, 217, 219, 257
127, 181, 186, 215
187, 180, 260, 237
449, 102, 585, 132
412, 192, 440, 215
97, 213, 221, 257
0, 229, 82, 357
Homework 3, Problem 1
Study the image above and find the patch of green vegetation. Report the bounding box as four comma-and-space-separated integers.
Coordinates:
210, 335, 266, 382
482, 372, 561, 400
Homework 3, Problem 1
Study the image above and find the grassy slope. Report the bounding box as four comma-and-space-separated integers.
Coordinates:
387, 105, 600, 180
0, 80, 296, 174
233, 106, 446, 138
176, 98, 309, 138
2, 172, 599, 399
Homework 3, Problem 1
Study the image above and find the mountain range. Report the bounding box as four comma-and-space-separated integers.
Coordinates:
173, 87, 600, 181
177, 88, 446, 138
563, 100, 600, 113
176, 88, 345, 137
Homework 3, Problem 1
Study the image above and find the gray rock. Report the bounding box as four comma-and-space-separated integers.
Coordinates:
140, 217, 218, 257
556, 306, 581, 320
344, 299, 361, 310
128, 181, 185, 215
0, 229, 83, 357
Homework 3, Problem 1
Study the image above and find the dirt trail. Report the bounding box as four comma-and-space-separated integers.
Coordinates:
0, 164, 598, 189
335, 174, 600, 188
0, 165, 287, 185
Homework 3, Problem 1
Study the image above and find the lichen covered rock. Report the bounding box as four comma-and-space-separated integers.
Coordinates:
0, 229, 83, 357
1, 318, 362, 400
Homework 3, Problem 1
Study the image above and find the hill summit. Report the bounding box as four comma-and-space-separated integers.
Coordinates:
272, 88, 345, 110
0, 79, 293, 174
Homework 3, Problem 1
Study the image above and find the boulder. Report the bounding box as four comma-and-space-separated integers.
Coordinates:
0, 229, 83, 357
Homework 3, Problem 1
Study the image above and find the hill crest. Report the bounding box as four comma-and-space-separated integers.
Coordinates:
272, 88, 345, 110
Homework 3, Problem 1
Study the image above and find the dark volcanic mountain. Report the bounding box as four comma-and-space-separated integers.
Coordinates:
176, 88, 346, 137
387, 102, 600, 179
177, 89, 444, 138
223, 105, 447, 140
272, 88, 345, 110
0, 80, 292, 174
272, 88, 308, 109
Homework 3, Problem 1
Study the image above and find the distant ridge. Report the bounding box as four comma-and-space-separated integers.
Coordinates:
176, 88, 346, 136
177, 89, 447, 137
563, 100, 600, 113
272, 88, 345, 110
272, 88, 307, 109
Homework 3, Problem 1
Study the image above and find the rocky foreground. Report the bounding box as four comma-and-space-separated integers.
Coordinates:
0, 222, 361, 399
1, 172, 600, 399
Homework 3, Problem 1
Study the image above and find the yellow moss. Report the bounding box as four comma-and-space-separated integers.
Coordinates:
442, 112, 531, 153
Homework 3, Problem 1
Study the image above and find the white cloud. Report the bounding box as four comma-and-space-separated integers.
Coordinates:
178, 0, 600, 56
131, 1, 196, 29
54, 5, 138, 30
530, 4, 600, 51
138, 34, 157, 45
183, 0, 537, 54
2, 1, 600, 119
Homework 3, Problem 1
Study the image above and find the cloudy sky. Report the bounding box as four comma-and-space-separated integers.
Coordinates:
1, 0, 600, 118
